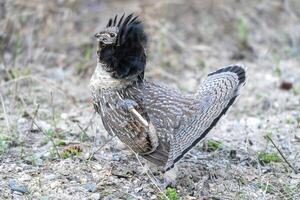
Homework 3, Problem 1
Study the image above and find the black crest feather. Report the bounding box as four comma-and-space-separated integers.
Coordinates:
100, 13, 147, 81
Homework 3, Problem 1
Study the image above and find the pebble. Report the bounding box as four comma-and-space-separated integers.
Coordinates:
40, 196, 50, 200
90, 193, 101, 200
134, 186, 143, 193
20, 174, 32, 182
43, 174, 57, 181
8, 179, 29, 194
83, 182, 97, 192
50, 180, 61, 189
35, 158, 44, 166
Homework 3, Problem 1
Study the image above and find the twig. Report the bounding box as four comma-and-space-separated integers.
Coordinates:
13, 80, 19, 102
0, 75, 32, 88
265, 135, 298, 174
0, 92, 11, 133
82, 111, 96, 132
18, 95, 61, 158
50, 91, 56, 128
31, 119, 61, 158
87, 136, 114, 161
76, 112, 96, 136
129, 147, 169, 200
262, 181, 269, 199
30, 104, 40, 130
76, 123, 89, 138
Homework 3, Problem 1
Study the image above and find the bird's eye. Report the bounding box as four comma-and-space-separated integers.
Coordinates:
102, 38, 107, 41
109, 33, 116, 37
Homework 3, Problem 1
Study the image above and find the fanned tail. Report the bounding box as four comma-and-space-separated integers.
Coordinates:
165, 64, 246, 171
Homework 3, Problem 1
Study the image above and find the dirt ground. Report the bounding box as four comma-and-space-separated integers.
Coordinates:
1, 0, 300, 199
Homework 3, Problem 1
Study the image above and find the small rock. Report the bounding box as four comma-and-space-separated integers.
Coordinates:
60, 113, 68, 119
40, 196, 50, 200
59, 169, 70, 176
261, 98, 271, 111
83, 182, 97, 192
12, 191, 24, 198
20, 174, 32, 182
280, 81, 293, 90
50, 180, 60, 189
8, 180, 29, 194
229, 150, 237, 159
35, 158, 44, 166
43, 174, 56, 181
90, 193, 101, 200
134, 187, 143, 193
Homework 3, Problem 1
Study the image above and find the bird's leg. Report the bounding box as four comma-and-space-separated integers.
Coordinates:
117, 99, 149, 127
162, 165, 178, 188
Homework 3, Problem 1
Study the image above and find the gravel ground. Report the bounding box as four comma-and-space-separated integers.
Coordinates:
1, 0, 300, 199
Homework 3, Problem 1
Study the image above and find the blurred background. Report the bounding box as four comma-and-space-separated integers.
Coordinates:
0, 0, 300, 199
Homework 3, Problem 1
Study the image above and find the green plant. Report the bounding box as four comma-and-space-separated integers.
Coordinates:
285, 117, 293, 125
55, 140, 67, 146
61, 145, 82, 159
46, 129, 65, 139
280, 185, 292, 196
12, 35, 23, 57
79, 131, 90, 142
293, 85, 300, 96
296, 116, 300, 127
8, 67, 31, 79
204, 140, 222, 152
258, 152, 281, 164
40, 137, 49, 146
76, 44, 93, 74
256, 183, 275, 194
263, 132, 273, 140
83, 45, 93, 60
160, 187, 180, 200
272, 55, 282, 77
23, 155, 38, 165
0, 139, 9, 154
75, 62, 84, 74
0, 135, 14, 154
196, 58, 206, 69
237, 18, 248, 42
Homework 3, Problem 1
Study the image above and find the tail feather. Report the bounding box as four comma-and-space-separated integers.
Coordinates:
142, 143, 169, 166
208, 65, 246, 85
165, 64, 246, 171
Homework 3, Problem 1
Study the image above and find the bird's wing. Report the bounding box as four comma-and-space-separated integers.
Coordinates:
105, 89, 170, 166
92, 90, 159, 156
140, 83, 194, 166
165, 65, 246, 170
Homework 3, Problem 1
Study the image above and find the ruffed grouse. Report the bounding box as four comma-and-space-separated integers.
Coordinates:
90, 14, 246, 171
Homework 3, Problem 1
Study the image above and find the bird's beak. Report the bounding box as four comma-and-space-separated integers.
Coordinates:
95, 33, 102, 56
96, 42, 101, 57
97, 41, 101, 52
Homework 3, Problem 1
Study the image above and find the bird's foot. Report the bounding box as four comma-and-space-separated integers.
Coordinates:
162, 166, 178, 189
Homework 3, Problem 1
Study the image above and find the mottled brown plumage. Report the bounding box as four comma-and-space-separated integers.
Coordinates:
90, 14, 246, 171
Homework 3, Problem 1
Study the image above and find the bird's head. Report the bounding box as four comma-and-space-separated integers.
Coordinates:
94, 13, 147, 81
95, 27, 118, 48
